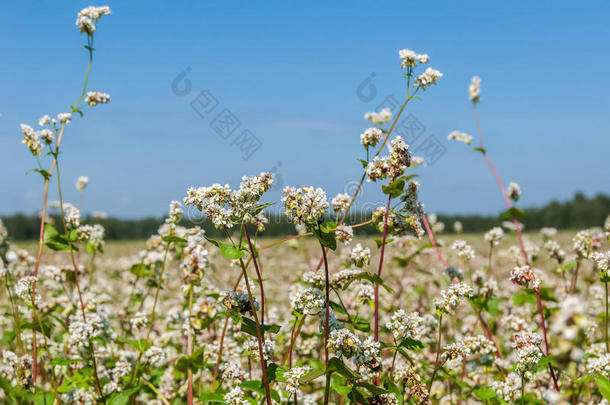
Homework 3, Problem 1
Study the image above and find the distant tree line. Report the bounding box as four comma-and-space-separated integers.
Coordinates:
2, 192, 608, 241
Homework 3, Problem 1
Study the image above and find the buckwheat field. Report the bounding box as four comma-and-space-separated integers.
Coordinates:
3, 5, 610, 405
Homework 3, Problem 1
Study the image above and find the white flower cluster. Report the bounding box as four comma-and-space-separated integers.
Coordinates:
0, 350, 32, 388
434, 282, 473, 315
76, 175, 89, 191
485, 226, 504, 246
76, 6, 111, 34
130, 311, 149, 332
364, 108, 392, 126
63, 203, 81, 230
221, 361, 247, 385
573, 230, 593, 258
451, 239, 475, 261
544, 240, 565, 264
184, 173, 273, 229
243, 337, 274, 362
398, 48, 429, 68
283, 365, 311, 394
514, 333, 543, 377
224, 386, 247, 405
360, 127, 383, 148
353, 336, 381, 372
85, 90, 111, 107
469, 76, 481, 103
290, 287, 325, 315
144, 346, 166, 367
507, 182, 521, 202
587, 353, 610, 378
180, 244, 209, 283
221, 290, 258, 314
366, 136, 411, 182
348, 243, 371, 268
591, 251, 610, 276
14, 276, 40, 306
413, 67, 443, 90
331, 193, 350, 214
447, 131, 472, 145
335, 224, 353, 245
510, 265, 541, 290
385, 310, 424, 341
281, 185, 329, 225
76, 224, 105, 249
327, 328, 361, 358
491, 372, 521, 402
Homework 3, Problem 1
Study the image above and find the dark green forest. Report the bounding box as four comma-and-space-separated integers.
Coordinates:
2, 192, 608, 241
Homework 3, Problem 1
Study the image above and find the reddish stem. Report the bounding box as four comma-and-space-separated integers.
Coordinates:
422, 214, 448, 268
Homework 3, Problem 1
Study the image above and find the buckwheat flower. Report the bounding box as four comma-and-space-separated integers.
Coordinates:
354, 336, 381, 372
244, 337, 274, 362
591, 251, 610, 278
224, 386, 247, 405
514, 336, 543, 377
364, 111, 384, 125
510, 265, 541, 290
485, 227, 504, 246
281, 186, 329, 225
38, 115, 51, 126
63, 203, 80, 230
371, 206, 396, 232
144, 346, 166, 367
355, 283, 375, 304
85, 90, 111, 107
447, 130, 472, 145
39, 129, 54, 144
573, 230, 593, 258
544, 240, 565, 264
469, 76, 481, 103
491, 372, 521, 402
331, 193, 350, 214
587, 353, 610, 378
360, 127, 383, 148
130, 311, 148, 331
284, 366, 311, 394
290, 287, 324, 316
331, 268, 363, 289
335, 224, 353, 245
0, 219, 7, 245
221, 289, 258, 314
348, 243, 371, 268
221, 361, 247, 384
385, 310, 424, 341
76, 176, 89, 192
442, 341, 471, 362
507, 182, 521, 202
434, 282, 473, 315
14, 276, 39, 306
540, 227, 558, 239
399, 48, 429, 68
451, 239, 475, 261
502, 313, 528, 332
368, 393, 399, 405
327, 328, 360, 358
57, 112, 72, 124
76, 6, 111, 34
379, 108, 392, 123
166, 200, 183, 225
410, 155, 425, 168
414, 67, 442, 90
20, 124, 41, 155
394, 364, 421, 385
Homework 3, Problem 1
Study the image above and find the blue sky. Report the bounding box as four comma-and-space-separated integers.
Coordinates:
1, 1, 609, 218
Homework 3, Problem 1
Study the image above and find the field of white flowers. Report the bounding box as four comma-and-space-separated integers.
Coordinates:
2, 5, 610, 405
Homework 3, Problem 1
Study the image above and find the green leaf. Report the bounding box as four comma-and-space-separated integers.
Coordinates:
327, 357, 360, 381
598, 376, 610, 400
301, 367, 325, 382
332, 382, 352, 396
161, 235, 187, 244
117, 337, 151, 353
537, 355, 557, 372
382, 177, 405, 198
501, 207, 525, 220
342, 272, 394, 294
43, 223, 70, 251
473, 147, 487, 154
473, 386, 496, 400
240, 316, 280, 337
129, 263, 153, 277
399, 337, 425, 351
20, 321, 53, 337
205, 236, 246, 259
175, 346, 206, 372
198, 391, 226, 402
107, 386, 142, 405
312, 224, 337, 251
358, 159, 369, 168
374, 237, 394, 248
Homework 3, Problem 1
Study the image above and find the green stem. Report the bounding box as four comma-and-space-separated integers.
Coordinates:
606, 282, 609, 352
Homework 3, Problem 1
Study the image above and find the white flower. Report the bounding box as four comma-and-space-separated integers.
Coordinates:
414, 67, 442, 90
76, 6, 111, 34
85, 90, 111, 107
484, 227, 504, 246
360, 127, 383, 148
57, 112, 72, 124
469, 76, 481, 103
76, 176, 89, 192
507, 182, 521, 202
510, 265, 541, 290
331, 193, 350, 214
281, 186, 329, 224
398, 48, 430, 68
447, 131, 472, 145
